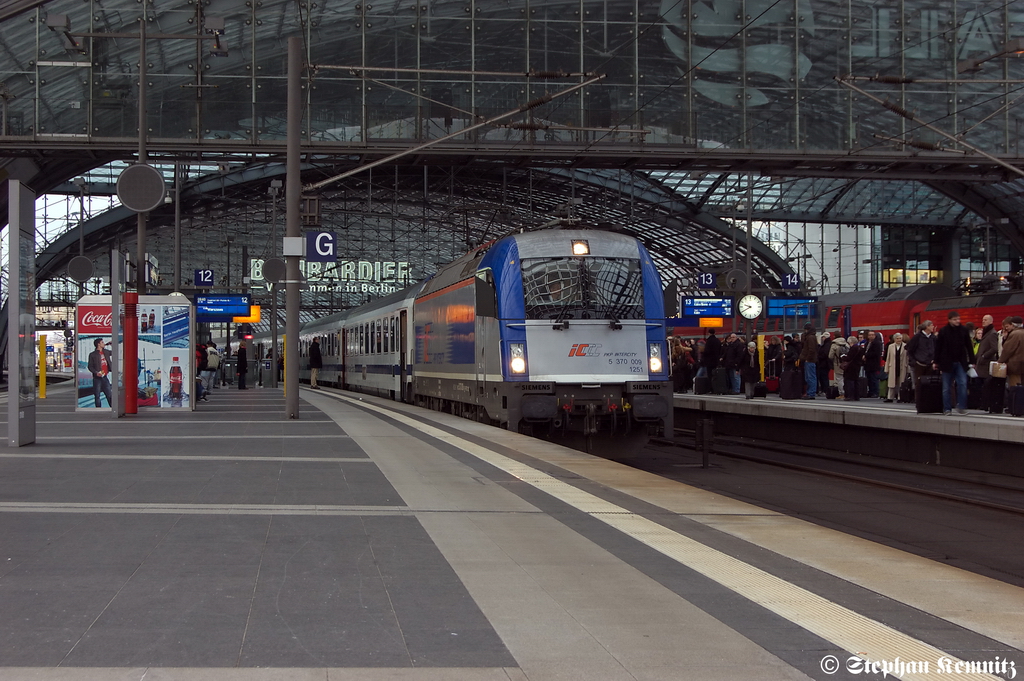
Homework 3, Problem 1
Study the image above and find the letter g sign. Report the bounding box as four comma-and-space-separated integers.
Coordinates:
305, 231, 337, 262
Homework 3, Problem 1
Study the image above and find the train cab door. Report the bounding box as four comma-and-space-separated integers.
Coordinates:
841, 307, 852, 340
399, 309, 409, 402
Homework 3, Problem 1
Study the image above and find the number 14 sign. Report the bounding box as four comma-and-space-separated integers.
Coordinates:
195, 269, 214, 287
782, 273, 800, 290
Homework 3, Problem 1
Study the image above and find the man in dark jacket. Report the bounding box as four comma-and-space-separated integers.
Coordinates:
236, 340, 249, 390
863, 330, 884, 398
87, 338, 114, 408
309, 336, 323, 389
975, 315, 1001, 412
905, 320, 935, 394
816, 332, 832, 395
842, 335, 866, 400
798, 324, 819, 399
723, 334, 746, 394
699, 329, 721, 377
933, 311, 975, 415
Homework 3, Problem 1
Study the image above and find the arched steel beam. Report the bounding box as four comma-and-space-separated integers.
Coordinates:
544, 167, 796, 281
924, 180, 1024, 257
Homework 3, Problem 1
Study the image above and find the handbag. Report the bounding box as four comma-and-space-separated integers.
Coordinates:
967, 366, 979, 379
991, 361, 1008, 378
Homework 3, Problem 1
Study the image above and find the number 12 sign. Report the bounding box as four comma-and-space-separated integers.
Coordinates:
782, 273, 800, 290
195, 269, 214, 287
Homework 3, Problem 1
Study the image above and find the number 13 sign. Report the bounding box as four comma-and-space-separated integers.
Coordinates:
195, 269, 214, 287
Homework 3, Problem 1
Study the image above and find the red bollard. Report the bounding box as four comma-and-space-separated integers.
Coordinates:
124, 291, 138, 414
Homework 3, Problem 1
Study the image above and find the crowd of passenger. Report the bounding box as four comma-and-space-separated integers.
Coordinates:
668, 312, 1024, 415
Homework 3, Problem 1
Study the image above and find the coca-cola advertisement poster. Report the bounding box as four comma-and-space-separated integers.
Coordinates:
76, 295, 194, 411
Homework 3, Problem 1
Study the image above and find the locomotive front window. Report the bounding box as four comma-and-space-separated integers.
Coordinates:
521, 257, 644, 320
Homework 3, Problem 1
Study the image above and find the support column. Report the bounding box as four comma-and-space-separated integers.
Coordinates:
285, 36, 302, 419
942, 228, 964, 289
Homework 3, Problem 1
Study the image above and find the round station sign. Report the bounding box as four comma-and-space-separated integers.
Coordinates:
116, 164, 167, 213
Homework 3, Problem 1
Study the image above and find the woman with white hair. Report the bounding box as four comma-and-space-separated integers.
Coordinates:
883, 332, 910, 402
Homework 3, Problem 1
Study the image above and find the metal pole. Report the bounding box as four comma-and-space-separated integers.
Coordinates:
174, 162, 181, 291
745, 172, 753, 338
270, 184, 279, 389
136, 18, 148, 295
285, 36, 302, 418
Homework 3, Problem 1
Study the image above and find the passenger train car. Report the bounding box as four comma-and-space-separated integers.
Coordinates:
263, 229, 673, 450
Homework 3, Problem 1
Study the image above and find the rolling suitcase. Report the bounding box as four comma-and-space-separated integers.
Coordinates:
967, 377, 984, 410
858, 376, 869, 399
825, 385, 840, 400
915, 375, 943, 414
987, 377, 1006, 414
711, 367, 730, 395
780, 370, 803, 400
765, 376, 780, 393
694, 376, 711, 395
1007, 385, 1024, 417
898, 379, 915, 404
745, 382, 767, 399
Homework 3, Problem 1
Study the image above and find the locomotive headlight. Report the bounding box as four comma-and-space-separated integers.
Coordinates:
648, 342, 663, 373
509, 343, 527, 374
571, 239, 590, 256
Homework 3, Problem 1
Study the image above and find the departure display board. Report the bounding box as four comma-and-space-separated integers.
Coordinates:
196, 294, 252, 321
681, 297, 733, 317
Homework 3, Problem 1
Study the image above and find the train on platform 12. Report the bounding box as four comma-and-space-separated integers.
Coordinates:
256, 229, 673, 452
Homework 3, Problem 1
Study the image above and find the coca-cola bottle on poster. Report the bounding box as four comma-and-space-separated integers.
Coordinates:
169, 357, 183, 400
141, 313, 148, 334
149, 309, 155, 330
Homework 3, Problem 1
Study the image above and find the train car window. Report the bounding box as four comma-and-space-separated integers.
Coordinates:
521, 257, 644, 320
376, 319, 383, 354
826, 306, 840, 328
476, 270, 497, 317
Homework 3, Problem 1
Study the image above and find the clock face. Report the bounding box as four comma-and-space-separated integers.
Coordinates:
738, 295, 763, 319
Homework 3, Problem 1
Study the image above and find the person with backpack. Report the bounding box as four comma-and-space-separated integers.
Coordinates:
828, 334, 849, 397
203, 341, 221, 396
195, 342, 209, 402
841, 335, 865, 401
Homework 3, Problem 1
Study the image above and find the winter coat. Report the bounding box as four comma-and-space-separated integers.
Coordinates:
798, 331, 818, 363
864, 337, 884, 372
764, 342, 783, 376
906, 331, 935, 367
842, 343, 866, 381
884, 341, 910, 387
828, 337, 849, 371
309, 340, 323, 369
236, 345, 248, 375
998, 327, 1024, 378
701, 334, 722, 370
933, 323, 975, 372
975, 325, 999, 378
724, 339, 746, 370
740, 349, 762, 385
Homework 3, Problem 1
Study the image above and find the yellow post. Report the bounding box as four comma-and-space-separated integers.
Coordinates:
38, 335, 46, 399
757, 334, 765, 382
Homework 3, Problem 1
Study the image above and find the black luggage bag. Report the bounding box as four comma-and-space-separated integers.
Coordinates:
711, 367, 730, 395
825, 385, 840, 400
916, 374, 944, 414
987, 377, 1006, 414
780, 370, 803, 400
898, 378, 915, 404
745, 381, 767, 399
1007, 385, 1024, 417
967, 376, 984, 410
694, 376, 711, 395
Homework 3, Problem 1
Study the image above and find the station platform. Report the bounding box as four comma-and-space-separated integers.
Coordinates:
674, 392, 1024, 477
2, 381, 1023, 680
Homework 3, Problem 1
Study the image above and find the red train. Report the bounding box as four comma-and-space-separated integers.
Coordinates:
669, 284, 1024, 341
819, 284, 1024, 341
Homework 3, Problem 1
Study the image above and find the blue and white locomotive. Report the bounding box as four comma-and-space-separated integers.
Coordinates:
286, 228, 673, 449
